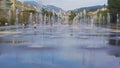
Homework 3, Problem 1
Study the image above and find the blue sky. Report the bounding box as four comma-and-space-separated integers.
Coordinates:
19, 0, 107, 10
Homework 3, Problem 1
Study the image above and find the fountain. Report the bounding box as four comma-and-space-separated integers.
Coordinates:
44, 14, 47, 25
107, 13, 111, 27
79, 13, 83, 25
73, 14, 79, 25
29, 13, 33, 26
83, 9, 87, 23
99, 14, 102, 26
52, 10, 55, 25
116, 13, 119, 45
90, 16, 94, 28
39, 12, 43, 26
8, 10, 11, 25
116, 14, 119, 26
57, 10, 63, 25
102, 16, 105, 26
16, 9, 19, 26
35, 13, 38, 24
48, 15, 51, 25
20, 11, 23, 25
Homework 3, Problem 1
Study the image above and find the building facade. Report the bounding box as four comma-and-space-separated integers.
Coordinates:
0, 0, 36, 25
10, 0, 36, 18
0, 0, 11, 18
0, 0, 36, 18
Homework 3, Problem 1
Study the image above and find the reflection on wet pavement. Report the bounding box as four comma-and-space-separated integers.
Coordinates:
0, 24, 120, 68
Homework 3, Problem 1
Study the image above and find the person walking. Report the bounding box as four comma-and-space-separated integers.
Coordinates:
33, 22, 37, 29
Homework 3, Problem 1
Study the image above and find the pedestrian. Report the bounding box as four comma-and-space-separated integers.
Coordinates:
5, 22, 8, 26
33, 22, 37, 29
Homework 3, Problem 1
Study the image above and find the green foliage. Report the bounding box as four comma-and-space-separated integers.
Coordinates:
49, 11, 53, 18
69, 11, 76, 21
0, 18, 8, 26
0, 18, 15, 26
42, 8, 46, 16
24, 10, 37, 14
21, 10, 34, 23
108, 0, 120, 13
41, 8, 53, 17
10, 18, 15, 25
41, 8, 59, 23
98, 10, 109, 17
108, 0, 120, 23
99, 10, 109, 24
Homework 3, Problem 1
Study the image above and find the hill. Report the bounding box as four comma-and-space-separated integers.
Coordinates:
24, 1, 64, 12
68, 5, 105, 13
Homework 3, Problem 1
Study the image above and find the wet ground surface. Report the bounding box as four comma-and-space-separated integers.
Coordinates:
0, 24, 120, 68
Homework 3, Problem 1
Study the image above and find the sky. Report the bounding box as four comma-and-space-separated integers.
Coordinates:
19, 0, 108, 11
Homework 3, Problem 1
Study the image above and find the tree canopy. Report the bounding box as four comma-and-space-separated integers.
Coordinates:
108, 0, 120, 23
108, 0, 120, 13
69, 11, 76, 21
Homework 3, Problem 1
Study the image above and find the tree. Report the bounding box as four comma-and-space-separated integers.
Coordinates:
108, 0, 120, 23
0, 18, 8, 26
69, 11, 76, 21
68, 11, 76, 25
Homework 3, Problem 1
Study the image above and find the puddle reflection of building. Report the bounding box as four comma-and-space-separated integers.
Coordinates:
89, 51, 95, 68
81, 50, 96, 68
109, 32, 120, 46
82, 51, 85, 68
69, 25, 74, 36
33, 27, 37, 35
42, 25, 45, 46
13, 26, 55, 67
109, 50, 120, 57
108, 31, 120, 66
108, 48, 120, 66
50, 26, 55, 64
14, 50, 55, 68
50, 26, 53, 35
0, 45, 3, 55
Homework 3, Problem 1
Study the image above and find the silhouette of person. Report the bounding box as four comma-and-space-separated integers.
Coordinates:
33, 22, 37, 29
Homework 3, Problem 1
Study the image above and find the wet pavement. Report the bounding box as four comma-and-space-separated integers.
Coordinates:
0, 24, 120, 68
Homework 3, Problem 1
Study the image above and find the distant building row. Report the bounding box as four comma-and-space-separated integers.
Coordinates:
0, 0, 36, 18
